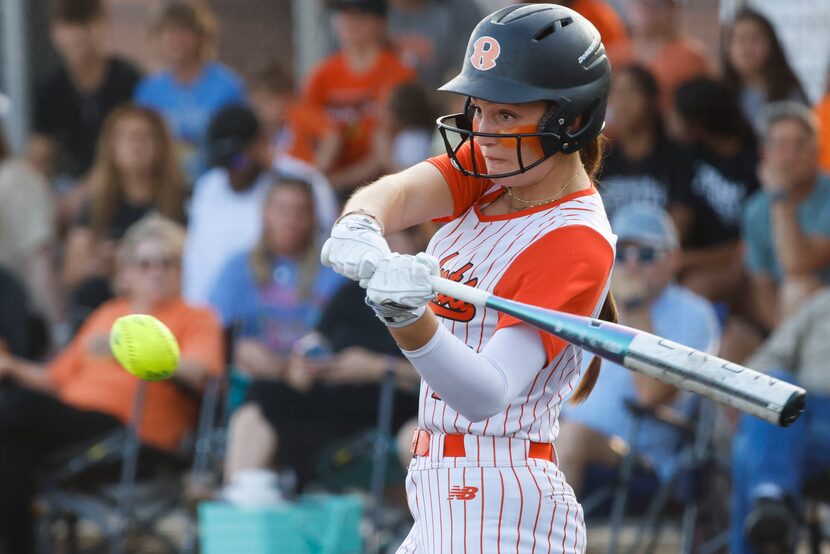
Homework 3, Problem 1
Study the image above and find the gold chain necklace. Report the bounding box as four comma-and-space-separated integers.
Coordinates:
504, 169, 583, 209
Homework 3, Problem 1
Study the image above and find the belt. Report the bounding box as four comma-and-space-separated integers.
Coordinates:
410, 428, 557, 464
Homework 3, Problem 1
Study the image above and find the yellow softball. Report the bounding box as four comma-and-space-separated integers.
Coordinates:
109, 314, 180, 381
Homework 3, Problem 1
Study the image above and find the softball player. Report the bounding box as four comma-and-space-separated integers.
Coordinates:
322, 4, 615, 552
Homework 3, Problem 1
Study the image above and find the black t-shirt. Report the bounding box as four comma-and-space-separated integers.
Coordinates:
0, 267, 30, 357
76, 200, 154, 241
680, 143, 760, 248
597, 133, 694, 220
33, 57, 142, 178
316, 281, 403, 357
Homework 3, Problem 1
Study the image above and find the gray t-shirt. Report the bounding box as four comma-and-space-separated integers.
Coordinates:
0, 158, 54, 277
748, 288, 830, 395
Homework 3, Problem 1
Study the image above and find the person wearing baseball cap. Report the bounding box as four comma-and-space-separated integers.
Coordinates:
558, 203, 720, 499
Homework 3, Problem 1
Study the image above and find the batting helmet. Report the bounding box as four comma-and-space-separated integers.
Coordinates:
437, 3, 611, 178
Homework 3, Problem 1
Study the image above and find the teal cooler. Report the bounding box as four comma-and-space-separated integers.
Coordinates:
199, 494, 364, 554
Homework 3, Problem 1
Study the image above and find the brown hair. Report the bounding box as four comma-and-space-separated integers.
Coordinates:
722, 8, 807, 104
248, 59, 294, 95
48, 0, 106, 24
249, 177, 319, 298
570, 133, 619, 404
578, 133, 606, 181
149, 1, 217, 60
85, 104, 187, 238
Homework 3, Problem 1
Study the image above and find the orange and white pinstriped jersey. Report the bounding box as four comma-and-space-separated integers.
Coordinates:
421, 147, 616, 445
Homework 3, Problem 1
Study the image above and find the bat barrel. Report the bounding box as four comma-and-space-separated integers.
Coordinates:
624, 334, 806, 427
429, 276, 806, 427
780, 390, 806, 427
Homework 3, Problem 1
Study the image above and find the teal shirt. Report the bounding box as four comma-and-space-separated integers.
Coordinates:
743, 173, 830, 284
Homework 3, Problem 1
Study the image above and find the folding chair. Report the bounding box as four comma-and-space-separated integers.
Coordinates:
35, 375, 226, 554
596, 396, 731, 554
795, 465, 830, 554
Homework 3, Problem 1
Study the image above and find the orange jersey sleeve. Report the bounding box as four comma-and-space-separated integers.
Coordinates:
493, 224, 614, 363
426, 142, 493, 220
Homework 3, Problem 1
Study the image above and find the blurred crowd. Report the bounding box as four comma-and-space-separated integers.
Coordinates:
0, 0, 829, 552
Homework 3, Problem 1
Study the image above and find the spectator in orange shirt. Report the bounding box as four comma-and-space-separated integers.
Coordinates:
303, 0, 415, 196
247, 60, 340, 172
608, 0, 711, 112
520, 0, 629, 51
0, 216, 223, 554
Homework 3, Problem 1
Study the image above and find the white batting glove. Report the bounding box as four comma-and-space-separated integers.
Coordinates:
365, 253, 439, 328
321, 213, 391, 284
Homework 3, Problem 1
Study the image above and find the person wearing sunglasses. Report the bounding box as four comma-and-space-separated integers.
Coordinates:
557, 203, 720, 502
0, 216, 224, 554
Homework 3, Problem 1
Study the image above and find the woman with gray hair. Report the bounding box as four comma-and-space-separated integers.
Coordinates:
0, 215, 224, 554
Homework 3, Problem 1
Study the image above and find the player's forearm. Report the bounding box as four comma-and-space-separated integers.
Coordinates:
342, 174, 409, 234
401, 323, 546, 423
340, 162, 452, 235
388, 310, 440, 351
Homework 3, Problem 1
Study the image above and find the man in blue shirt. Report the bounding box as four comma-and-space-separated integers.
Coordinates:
558, 204, 721, 494
743, 101, 830, 333
134, 2, 245, 181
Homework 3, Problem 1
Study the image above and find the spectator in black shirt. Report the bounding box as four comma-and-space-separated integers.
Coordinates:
598, 64, 693, 221
28, 0, 142, 226
670, 77, 759, 306
0, 268, 32, 358
62, 104, 186, 331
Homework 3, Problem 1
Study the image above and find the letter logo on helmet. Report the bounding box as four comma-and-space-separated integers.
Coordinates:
470, 36, 501, 71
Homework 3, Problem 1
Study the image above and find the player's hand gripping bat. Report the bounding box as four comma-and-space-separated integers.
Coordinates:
429, 276, 805, 427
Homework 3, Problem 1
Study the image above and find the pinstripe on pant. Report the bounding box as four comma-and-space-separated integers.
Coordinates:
397, 433, 586, 554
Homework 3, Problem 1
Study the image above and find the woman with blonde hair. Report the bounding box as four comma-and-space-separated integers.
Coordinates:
0, 215, 223, 554
208, 175, 344, 372
63, 104, 186, 329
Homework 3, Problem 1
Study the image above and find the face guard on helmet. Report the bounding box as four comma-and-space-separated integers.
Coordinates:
436, 3, 611, 179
